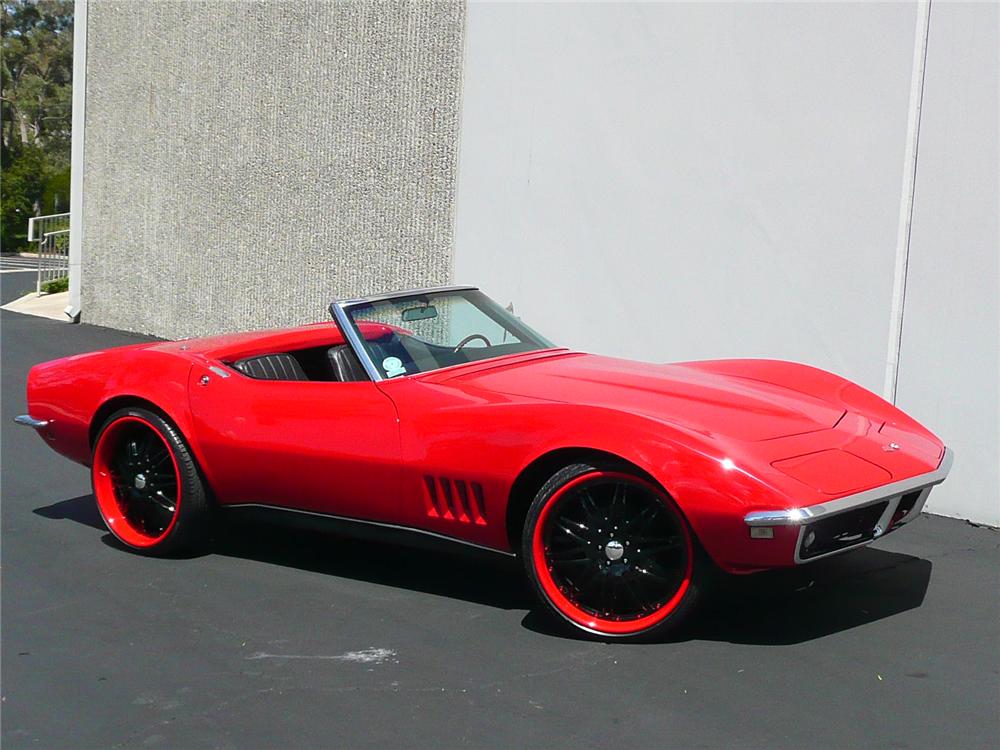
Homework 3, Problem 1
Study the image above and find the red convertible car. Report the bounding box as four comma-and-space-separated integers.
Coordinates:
18, 285, 952, 639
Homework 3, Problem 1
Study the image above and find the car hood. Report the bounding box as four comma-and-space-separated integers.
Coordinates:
451, 353, 846, 442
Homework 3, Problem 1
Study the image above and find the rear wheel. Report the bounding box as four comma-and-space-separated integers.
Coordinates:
523, 463, 702, 640
92, 407, 209, 555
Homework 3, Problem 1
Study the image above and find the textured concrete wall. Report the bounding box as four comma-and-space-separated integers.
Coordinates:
82, 0, 464, 338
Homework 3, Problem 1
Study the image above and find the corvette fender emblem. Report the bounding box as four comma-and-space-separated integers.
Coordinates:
883, 442, 901, 452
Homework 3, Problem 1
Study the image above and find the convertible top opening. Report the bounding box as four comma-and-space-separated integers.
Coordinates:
331, 286, 555, 381
230, 344, 367, 383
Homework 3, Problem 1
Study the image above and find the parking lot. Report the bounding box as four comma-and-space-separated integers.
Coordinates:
2, 304, 997, 749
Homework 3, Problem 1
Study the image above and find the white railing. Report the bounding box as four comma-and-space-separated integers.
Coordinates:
37, 229, 70, 295
26, 212, 71, 296
27, 212, 70, 242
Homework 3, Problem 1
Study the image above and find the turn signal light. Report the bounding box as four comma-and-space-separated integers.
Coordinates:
750, 527, 774, 539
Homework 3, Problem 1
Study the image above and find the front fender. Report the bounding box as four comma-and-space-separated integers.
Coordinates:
511, 405, 793, 571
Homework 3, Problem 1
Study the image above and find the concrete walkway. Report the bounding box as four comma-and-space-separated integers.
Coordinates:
0, 290, 70, 321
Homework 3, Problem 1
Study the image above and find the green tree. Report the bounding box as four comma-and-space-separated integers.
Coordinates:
1, 0, 73, 252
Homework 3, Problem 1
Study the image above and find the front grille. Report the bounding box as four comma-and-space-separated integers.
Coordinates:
798, 501, 889, 560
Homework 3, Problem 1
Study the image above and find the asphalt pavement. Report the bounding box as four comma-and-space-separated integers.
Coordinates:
1, 271, 38, 304
2, 306, 998, 749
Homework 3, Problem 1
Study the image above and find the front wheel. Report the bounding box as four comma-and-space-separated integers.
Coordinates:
91, 407, 209, 555
523, 463, 702, 640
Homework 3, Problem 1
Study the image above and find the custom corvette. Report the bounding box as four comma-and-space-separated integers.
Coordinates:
18, 286, 952, 639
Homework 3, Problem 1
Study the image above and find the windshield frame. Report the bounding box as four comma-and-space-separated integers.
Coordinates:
329, 286, 557, 382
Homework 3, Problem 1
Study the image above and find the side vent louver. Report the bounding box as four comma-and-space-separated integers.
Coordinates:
423, 476, 487, 525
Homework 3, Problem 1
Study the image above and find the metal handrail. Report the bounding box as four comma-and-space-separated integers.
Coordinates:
36, 229, 70, 295
25, 213, 71, 296
27, 212, 70, 242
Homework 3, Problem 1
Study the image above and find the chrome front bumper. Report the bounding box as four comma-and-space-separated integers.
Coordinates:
14, 414, 50, 429
744, 447, 954, 563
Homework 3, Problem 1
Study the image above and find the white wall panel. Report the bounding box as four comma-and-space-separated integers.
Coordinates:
895, 2, 999, 525
456, 2, 914, 394
455, 1, 997, 523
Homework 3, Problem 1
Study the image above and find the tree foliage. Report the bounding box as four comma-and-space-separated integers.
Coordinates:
1, 0, 73, 251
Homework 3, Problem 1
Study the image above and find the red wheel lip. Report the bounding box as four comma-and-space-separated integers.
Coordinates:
532, 470, 694, 637
92, 415, 182, 548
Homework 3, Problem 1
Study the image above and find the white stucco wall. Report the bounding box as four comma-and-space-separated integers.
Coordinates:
454, 1, 998, 524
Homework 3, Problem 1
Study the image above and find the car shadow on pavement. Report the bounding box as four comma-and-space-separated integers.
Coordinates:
691, 549, 933, 646
210, 517, 533, 610
33, 495, 532, 610
523, 546, 933, 645
35, 495, 931, 645
34, 494, 106, 530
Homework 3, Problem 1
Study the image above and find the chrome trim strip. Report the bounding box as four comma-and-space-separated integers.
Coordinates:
222, 503, 515, 557
744, 447, 953, 527
336, 285, 478, 308
14, 414, 49, 429
208, 365, 231, 378
329, 301, 384, 382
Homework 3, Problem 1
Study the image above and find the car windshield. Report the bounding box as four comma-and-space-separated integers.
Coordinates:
341, 289, 555, 378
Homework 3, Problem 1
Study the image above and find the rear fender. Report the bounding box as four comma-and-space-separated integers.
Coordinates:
27, 348, 205, 473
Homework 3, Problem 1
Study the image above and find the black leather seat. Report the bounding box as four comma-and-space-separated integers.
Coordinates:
327, 345, 368, 382
233, 353, 308, 381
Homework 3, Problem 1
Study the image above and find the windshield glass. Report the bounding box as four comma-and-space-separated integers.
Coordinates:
343, 289, 555, 378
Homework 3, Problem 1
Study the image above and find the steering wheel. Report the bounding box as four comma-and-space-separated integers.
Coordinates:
453, 333, 492, 352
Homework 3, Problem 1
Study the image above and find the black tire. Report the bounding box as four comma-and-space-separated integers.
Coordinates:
91, 406, 210, 556
522, 462, 704, 641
